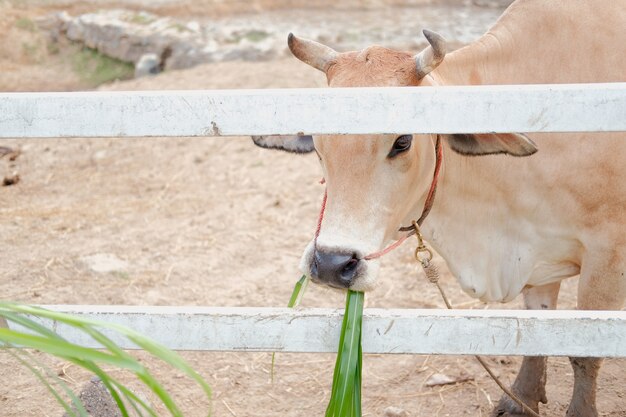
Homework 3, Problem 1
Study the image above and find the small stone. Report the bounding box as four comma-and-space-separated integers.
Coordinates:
0, 146, 15, 158
2, 172, 20, 186
63, 377, 122, 417
425, 373, 456, 387
384, 406, 409, 417
135, 53, 161, 78
425, 372, 474, 387
81, 253, 128, 274
35, 11, 71, 36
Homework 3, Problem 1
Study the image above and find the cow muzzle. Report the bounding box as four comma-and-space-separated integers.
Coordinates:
308, 246, 371, 289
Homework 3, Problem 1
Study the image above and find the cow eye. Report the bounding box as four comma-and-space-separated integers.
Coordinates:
388, 135, 412, 158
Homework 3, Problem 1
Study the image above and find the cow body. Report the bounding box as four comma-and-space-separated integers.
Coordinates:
422, 0, 626, 303
253, 1, 626, 415
424, 129, 626, 302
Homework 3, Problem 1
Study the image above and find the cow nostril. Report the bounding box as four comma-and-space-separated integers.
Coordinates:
340, 256, 359, 281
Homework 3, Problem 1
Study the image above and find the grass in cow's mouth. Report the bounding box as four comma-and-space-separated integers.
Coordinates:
284, 277, 364, 417
288, 275, 309, 308
325, 290, 364, 417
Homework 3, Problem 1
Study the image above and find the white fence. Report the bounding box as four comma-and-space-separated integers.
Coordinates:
3, 83, 626, 357
1, 83, 625, 137
17, 305, 626, 357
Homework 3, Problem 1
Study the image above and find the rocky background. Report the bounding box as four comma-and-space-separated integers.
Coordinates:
1, 0, 513, 90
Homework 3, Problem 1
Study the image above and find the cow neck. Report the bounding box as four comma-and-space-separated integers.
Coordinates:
313, 136, 444, 261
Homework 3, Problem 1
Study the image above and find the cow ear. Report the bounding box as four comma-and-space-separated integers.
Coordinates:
251, 135, 315, 154
444, 133, 538, 157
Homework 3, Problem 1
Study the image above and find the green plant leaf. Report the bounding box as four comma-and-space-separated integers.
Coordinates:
0, 329, 143, 370
288, 275, 309, 308
3, 348, 89, 417
0, 302, 213, 417
6, 303, 212, 411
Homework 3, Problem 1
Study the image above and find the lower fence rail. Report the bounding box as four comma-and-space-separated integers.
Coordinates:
8, 305, 626, 357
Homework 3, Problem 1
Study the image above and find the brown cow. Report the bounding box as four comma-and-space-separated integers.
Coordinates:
253, 1, 626, 416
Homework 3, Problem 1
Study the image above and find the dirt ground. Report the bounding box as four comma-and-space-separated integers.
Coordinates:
1, 1, 625, 417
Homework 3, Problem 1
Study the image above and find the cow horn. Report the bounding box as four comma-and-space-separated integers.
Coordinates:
415, 29, 447, 79
288, 33, 338, 73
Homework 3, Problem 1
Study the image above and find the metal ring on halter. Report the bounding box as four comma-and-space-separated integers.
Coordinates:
411, 220, 433, 266
414, 245, 433, 267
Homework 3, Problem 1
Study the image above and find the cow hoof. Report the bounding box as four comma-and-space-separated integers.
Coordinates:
490, 395, 540, 417
565, 404, 598, 417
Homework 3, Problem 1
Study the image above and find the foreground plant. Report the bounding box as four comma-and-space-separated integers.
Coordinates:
0, 302, 212, 417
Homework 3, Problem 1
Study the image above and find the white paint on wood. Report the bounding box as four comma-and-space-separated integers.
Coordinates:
0, 83, 624, 138
11, 305, 626, 357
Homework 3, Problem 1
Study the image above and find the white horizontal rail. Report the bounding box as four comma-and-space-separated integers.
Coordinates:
10, 306, 626, 357
1, 83, 624, 138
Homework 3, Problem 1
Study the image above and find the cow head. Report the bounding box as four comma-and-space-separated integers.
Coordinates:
253, 31, 537, 292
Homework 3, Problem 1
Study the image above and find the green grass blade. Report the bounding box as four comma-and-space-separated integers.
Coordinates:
325, 323, 345, 417
1, 309, 134, 417
63, 323, 187, 416
21, 349, 91, 417
71, 356, 164, 417
51, 309, 212, 411
72, 359, 134, 417
59, 341, 179, 417
335, 291, 363, 417
1, 303, 213, 417
326, 290, 364, 417
288, 275, 309, 308
123, 332, 212, 409
326, 292, 351, 417
0, 329, 143, 371
0, 308, 69, 341
3, 347, 88, 417
110, 379, 156, 417
136, 370, 184, 416
352, 332, 362, 417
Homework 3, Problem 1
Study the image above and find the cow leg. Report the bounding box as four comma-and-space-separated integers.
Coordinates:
566, 251, 626, 417
566, 357, 601, 417
491, 282, 560, 417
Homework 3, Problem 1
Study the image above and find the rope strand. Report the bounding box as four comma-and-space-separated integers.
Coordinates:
418, 247, 542, 417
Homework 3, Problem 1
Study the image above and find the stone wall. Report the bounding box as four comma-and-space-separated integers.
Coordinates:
38, 1, 513, 77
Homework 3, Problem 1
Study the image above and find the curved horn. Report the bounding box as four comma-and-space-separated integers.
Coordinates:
414, 29, 447, 79
288, 33, 338, 73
